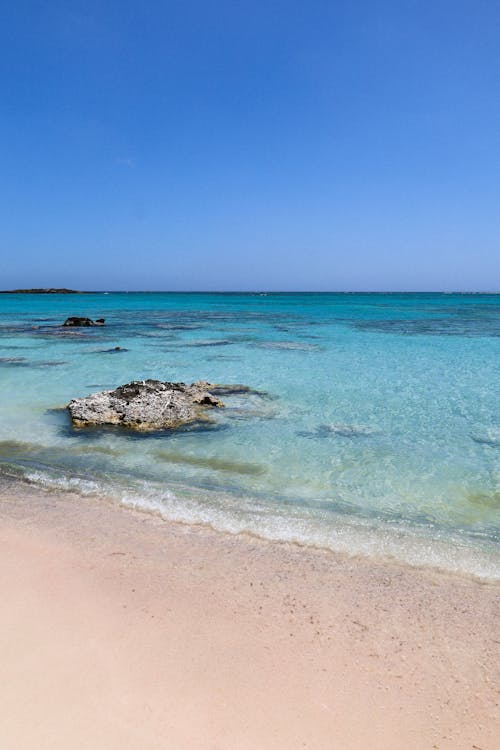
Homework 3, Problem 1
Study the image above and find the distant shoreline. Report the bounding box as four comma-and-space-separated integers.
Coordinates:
1, 289, 498, 295
0, 288, 84, 294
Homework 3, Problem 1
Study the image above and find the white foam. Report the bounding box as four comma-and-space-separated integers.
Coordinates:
118, 483, 500, 581
25, 471, 102, 495
18, 469, 500, 581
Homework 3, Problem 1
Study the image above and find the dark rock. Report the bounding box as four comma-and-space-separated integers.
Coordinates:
63, 317, 103, 327
67, 379, 226, 430
0, 288, 82, 294
95, 318, 105, 325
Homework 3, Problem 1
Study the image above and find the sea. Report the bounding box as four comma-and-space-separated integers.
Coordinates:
0, 292, 498, 578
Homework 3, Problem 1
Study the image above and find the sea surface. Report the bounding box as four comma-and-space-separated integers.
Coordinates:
0, 292, 499, 578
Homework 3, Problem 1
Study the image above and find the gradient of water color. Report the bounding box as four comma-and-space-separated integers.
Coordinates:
0, 292, 498, 577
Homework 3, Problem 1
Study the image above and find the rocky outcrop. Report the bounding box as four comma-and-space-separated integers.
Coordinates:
0, 288, 82, 294
62, 317, 105, 327
67, 379, 225, 430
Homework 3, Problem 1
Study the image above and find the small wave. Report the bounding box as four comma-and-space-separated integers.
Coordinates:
7, 467, 500, 581
24, 470, 102, 495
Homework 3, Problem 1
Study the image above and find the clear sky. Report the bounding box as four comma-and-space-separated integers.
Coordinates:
1, 1, 499, 291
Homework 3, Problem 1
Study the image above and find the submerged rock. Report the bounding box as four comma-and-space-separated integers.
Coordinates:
297, 423, 379, 439
209, 384, 258, 395
63, 317, 105, 327
471, 428, 500, 447
67, 379, 225, 430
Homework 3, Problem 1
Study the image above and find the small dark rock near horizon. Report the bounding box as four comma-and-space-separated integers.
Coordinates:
63, 317, 105, 327
0, 288, 83, 294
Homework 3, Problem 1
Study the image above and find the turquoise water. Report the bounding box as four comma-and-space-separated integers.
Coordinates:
1, 292, 499, 577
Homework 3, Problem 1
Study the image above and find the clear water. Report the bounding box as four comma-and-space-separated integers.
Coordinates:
0, 292, 499, 577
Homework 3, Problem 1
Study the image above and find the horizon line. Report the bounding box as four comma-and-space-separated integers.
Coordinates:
1, 289, 499, 295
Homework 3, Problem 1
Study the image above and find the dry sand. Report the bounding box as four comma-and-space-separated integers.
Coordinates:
0, 484, 498, 749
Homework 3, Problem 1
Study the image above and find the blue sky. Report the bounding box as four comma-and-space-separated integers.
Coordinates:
1, 1, 499, 290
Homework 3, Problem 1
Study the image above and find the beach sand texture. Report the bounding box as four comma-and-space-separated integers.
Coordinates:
1, 484, 498, 749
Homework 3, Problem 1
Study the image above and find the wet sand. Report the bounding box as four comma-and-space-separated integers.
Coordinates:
0, 483, 498, 749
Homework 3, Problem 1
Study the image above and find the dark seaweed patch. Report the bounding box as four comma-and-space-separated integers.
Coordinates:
297, 423, 378, 439
222, 407, 277, 421
155, 323, 202, 331
34, 360, 66, 367
184, 339, 235, 347
209, 384, 269, 397
0, 356, 30, 366
467, 491, 500, 508
0, 345, 33, 350
296, 424, 334, 439
0, 439, 41, 457
255, 341, 319, 351
0, 357, 65, 368
205, 355, 242, 361
95, 347, 129, 353
351, 316, 500, 337
155, 450, 266, 476
0, 438, 120, 459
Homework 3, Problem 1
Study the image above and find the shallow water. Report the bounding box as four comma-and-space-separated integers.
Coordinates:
0, 292, 499, 577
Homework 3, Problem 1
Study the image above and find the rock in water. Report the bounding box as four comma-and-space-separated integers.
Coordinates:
67, 379, 224, 430
63, 317, 104, 327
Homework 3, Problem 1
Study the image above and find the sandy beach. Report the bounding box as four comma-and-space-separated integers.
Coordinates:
0, 483, 498, 749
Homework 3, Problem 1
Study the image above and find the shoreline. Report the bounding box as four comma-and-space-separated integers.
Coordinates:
5, 469, 499, 582
1, 483, 498, 748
